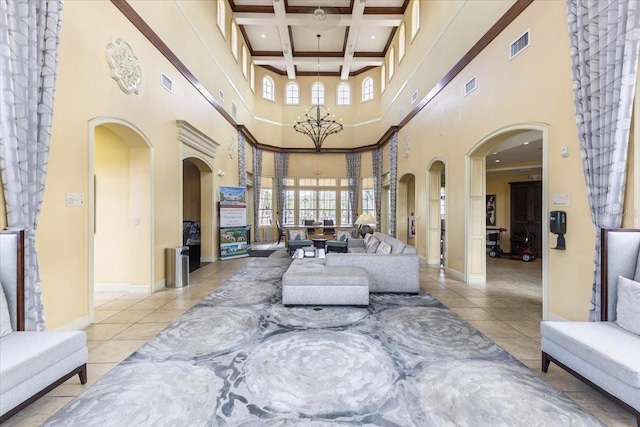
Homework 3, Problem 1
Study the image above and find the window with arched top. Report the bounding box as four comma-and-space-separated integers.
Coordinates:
217, 0, 226, 38
411, 0, 420, 40
250, 63, 255, 92
380, 65, 386, 94
336, 83, 351, 105
285, 82, 299, 105
362, 77, 373, 102
311, 82, 325, 105
263, 76, 275, 101
241, 45, 248, 78
398, 22, 406, 61
388, 47, 395, 80
231, 21, 238, 60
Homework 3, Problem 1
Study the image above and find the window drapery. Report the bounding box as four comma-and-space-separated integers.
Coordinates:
237, 131, 246, 188
275, 152, 289, 223
566, 0, 640, 320
0, 0, 64, 330
389, 131, 398, 237
252, 146, 262, 241
346, 152, 360, 224
373, 147, 383, 230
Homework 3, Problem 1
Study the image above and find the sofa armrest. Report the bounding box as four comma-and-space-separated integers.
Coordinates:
347, 238, 365, 249
325, 253, 419, 293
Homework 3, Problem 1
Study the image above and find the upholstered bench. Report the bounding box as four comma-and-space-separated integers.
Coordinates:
282, 259, 369, 307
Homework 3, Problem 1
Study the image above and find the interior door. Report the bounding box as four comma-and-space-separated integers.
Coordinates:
510, 181, 542, 256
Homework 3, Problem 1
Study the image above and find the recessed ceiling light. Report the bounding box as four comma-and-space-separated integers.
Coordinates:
492, 152, 498, 155
523, 141, 530, 145
370, 35, 376, 40
495, 159, 501, 163
261, 34, 266, 39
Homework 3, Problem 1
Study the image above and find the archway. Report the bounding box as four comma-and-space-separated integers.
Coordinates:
182, 156, 214, 270
466, 123, 549, 319
88, 117, 154, 323
397, 171, 416, 245
427, 160, 446, 267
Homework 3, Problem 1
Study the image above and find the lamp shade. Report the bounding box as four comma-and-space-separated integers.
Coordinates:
355, 213, 376, 225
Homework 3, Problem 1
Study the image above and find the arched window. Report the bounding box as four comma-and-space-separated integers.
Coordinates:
285, 82, 299, 105
411, 0, 420, 40
217, 0, 226, 38
362, 77, 373, 102
241, 45, 248, 78
380, 65, 386, 94
398, 22, 406, 61
231, 21, 238, 60
311, 82, 325, 105
336, 83, 351, 105
388, 46, 395, 80
250, 63, 255, 92
263, 75, 275, 101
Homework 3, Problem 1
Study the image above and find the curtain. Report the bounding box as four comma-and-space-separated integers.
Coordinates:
252, 146, 262, 241
566, 0, 640, 320
389, 131, 398, 237
237, 131, 246, 188
275, 152, 289, 223
346, 152, 360, 224
0, 0, 64, 331
372, 147, 383, 230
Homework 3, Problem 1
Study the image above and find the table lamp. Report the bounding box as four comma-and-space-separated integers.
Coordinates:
355, 213, 376, 237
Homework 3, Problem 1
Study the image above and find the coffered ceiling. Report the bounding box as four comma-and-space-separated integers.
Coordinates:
230, 0, 408, 80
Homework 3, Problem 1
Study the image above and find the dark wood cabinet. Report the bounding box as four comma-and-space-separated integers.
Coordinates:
510, 181, 542, 256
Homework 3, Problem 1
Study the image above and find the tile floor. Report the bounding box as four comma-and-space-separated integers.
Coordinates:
5, 245, 636, 426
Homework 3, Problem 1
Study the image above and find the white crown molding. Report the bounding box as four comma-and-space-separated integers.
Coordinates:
177, 120, 221, 158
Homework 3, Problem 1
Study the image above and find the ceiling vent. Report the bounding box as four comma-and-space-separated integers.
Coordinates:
231, 102, 237, 121
464, 76, 477, 96
411, 90, 418, 104
219, 89, 225, 101
160, 73, 173, 93
510, 29, 530, 60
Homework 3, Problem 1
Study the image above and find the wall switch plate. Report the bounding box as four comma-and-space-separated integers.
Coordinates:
66, 192, 84, 207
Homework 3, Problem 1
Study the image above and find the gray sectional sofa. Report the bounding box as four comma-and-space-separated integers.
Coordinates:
541, 228, 640, 425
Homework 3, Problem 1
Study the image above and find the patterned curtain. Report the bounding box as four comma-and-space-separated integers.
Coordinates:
237, 131, 246, 188
0, 0, 64, 331
389, 132, 398, 237
275, 152, 289, 223
252, 147, 262, 242
372, 147, 383, 230
566, 0, 640, 321
346, 152, 360, 224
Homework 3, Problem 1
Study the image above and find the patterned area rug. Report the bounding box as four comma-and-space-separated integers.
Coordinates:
44, 256, 603, 426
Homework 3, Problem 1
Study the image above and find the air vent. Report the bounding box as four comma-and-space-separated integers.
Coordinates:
219, 89, 225, 101
231, 102, 237, 120
160, 73, 173, 93
510, 29, 530, 59
398, 107, 404, 119
411, 90, 418, 104
464, 76, 477, 96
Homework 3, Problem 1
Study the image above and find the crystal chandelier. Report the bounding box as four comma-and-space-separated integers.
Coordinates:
293, 34, 343, 151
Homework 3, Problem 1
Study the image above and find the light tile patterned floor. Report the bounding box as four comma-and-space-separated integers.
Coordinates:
5, 245, 636, 426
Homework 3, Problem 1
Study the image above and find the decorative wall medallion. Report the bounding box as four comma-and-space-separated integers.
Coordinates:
228, 137, 236, 159
402, 135, 411, 159
107, 38, 142, 95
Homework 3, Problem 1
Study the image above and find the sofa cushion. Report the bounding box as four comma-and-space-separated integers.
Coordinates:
366, 237, 380, 253
0, 331, 87, 394
0, 283, 11, 337
335, 228, 355, 242
288, 228, 307, 241
376, 241, 392, 254
541, 321, 640, 388
616, 276, 640, 335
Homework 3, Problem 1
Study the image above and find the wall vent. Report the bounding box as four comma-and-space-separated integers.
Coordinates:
398, 107, 405, 119
510, 29, 530, 59
464, 76, 477, 96
160, 73, 173, 93
411, 90, 418, 104
219, 89, 225, 101
231, 102, 237, 120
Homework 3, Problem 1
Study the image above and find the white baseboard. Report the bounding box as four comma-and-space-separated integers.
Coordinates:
446, 268, 465, 282
153, 279, 166, 293
95, 283, 150, 294
546, 312, 568, 322
201, 257, 214, 262
54, 315, 90, 331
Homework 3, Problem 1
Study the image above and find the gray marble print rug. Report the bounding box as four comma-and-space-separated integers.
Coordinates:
44, 255, 603, 426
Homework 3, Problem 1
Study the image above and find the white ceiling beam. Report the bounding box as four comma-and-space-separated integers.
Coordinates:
271, 1, 297, 79
253, 56, 383, 67
340, 0, 365, 79
234, 12, 403, 27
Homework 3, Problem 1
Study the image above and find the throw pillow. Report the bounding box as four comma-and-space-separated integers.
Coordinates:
616, 276, 640, 335
0, 283, 12, 337
364, 233, 373, 245
376, 241, 392, 254
288, 228, 307, 241
366, 236, 380, 253
336, 229, 354, 242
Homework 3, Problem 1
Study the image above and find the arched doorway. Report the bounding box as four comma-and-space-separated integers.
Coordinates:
88, 117, 154, 323
182, 156, 214, 271
397, 172, 416, 245
427, 160, 446, 267
466, 123, 549, 319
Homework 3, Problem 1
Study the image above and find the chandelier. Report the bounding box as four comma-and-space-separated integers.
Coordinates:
293, 34, 343, 151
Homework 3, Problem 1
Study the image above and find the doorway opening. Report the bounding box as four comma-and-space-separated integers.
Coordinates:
182, 157, 214, 272
428, 160, 446, 267
397, 172, 416, 244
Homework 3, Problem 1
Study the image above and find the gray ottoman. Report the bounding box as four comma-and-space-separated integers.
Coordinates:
282, 259, 370, 307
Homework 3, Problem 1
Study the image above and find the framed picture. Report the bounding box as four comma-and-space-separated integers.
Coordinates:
486, 195, 497, 226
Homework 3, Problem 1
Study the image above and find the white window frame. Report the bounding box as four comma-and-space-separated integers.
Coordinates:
263, 75, 275, 101
388, 46, 395, 81
250, 63, 255, 92
336, 82, 351, 106
311, 82, 325, 105
362, 77, 374, 102
381, 65, 386, 94
217, 0, 226, 38
411, 0, 420, 41
398, 22, 406, 62
285, 82, 299, 105
231, 21, 238, 60
241, 45, 248, 78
